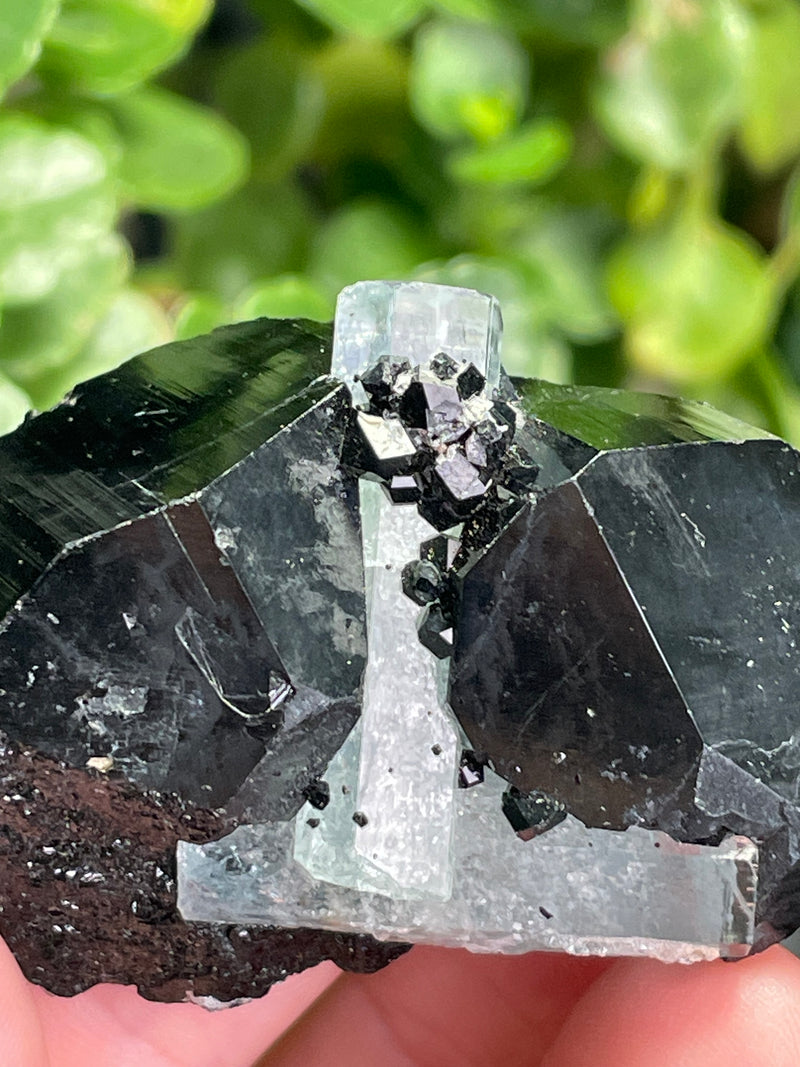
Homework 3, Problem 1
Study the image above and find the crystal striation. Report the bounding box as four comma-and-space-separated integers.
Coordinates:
2, 281, 800, 1002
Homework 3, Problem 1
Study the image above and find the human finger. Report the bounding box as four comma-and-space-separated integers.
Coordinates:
0, 939, 50, 1067
260, 944, 611, 1067
30, 960, 338, 1067
542, 945, 800, 1067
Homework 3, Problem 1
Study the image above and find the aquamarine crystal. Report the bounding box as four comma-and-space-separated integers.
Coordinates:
175, 281, 765, 963
331, 280, 502, 404
178, 768, 757, 962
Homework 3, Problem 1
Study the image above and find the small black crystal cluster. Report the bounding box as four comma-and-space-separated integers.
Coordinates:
344, 352, 545, 670
346, 352, 539, 530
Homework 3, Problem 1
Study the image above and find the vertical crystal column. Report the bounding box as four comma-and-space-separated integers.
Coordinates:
294, 281, 504, 899
352, 478, 459, 896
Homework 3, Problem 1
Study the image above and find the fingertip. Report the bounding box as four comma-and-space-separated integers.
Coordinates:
263, 944, 611, 1067
0, 939, 50, 1067
542, 945, 800, 1067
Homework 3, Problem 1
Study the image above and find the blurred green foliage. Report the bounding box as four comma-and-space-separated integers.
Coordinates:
3, 0, 800, 441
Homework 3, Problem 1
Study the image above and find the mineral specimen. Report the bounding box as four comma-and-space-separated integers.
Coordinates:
0, 281, 798, 1003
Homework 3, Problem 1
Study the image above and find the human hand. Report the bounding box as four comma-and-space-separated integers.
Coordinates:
4, 937, 800, 1066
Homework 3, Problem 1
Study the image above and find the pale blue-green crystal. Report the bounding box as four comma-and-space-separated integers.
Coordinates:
331, 280, 502, 401
177, 767, 757, 962
293, 479, 460, 899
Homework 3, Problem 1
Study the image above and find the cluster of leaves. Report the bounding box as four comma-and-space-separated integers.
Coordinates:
3, 0, 800, 441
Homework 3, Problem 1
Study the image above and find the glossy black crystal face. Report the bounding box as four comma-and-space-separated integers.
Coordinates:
1, 307, 800, 1005
0, 318, 361, 814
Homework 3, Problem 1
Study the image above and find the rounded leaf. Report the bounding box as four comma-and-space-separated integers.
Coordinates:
449, 118, 572, 186
0, 371, 31, 436
780, 164, 800, 246
410, 20, 529, 142
0, 234, 129, 405
234, 275, 332, 322
173, 293, 227, 341
0, 0, 60, 98
738, 0, 800, 174
104, 87, 249, 211
172, 182, 313, 301
42, 0, 212, 94
511, 205, 618, 343
49, 288, 172, 399
594, 0, 746, 170
311, 38, 409, 164
296, 0, 424, 38
0, 116, 115, 305
309, 199, 436, 294
214, 39, 323, 183
607, 212, 773, 384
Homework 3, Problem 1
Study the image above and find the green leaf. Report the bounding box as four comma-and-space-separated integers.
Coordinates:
173, 292, 227, 341
0, 0, 60, 99
296, 0, 424, 39
0, 234, 129, 407
42, 0, 211, 94
102, 86, 248, 211
234, 275, 332, 322
309, 199, 436, 295
0, 370, 31, 436
594, 0, 746, 170
449, 118, 572, 186
738, 0, 800, 174
410, 20, 529, 142
781, 164, 800, 242
432, 0, 628, 45
607, 209, 773, 385
503, 0, 628, 46
213, 39, 323, 183
171, 181, 313, 301
429, 0, 504, 22
511, 205, 619, 343
311, 38, 410, 165
0, 115, 115, 305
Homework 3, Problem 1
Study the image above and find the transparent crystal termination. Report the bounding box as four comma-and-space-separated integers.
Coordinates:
178, 768, 758, 963
331, 280, 502, 402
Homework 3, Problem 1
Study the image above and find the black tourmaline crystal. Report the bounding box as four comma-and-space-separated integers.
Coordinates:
0, 318, 407, 1000
2, 292, 800, 1001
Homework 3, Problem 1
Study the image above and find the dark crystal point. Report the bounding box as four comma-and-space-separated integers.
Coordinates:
456, 363, 485, 400
577, 440, 800, 764
402, 559, 444, 605
451, 481, 703, 829
357, 358, 395, 406
435, 453, 487, 502
0, 318, 337, 620
458, 749, 487, 789
302, 779, 331, 810
429, 351, 459, 379
501, 786, 567, 841
399, 380, 461, 429
418, 602, 454, 659
450, 376, 800, 939
387, 473, 422, 503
